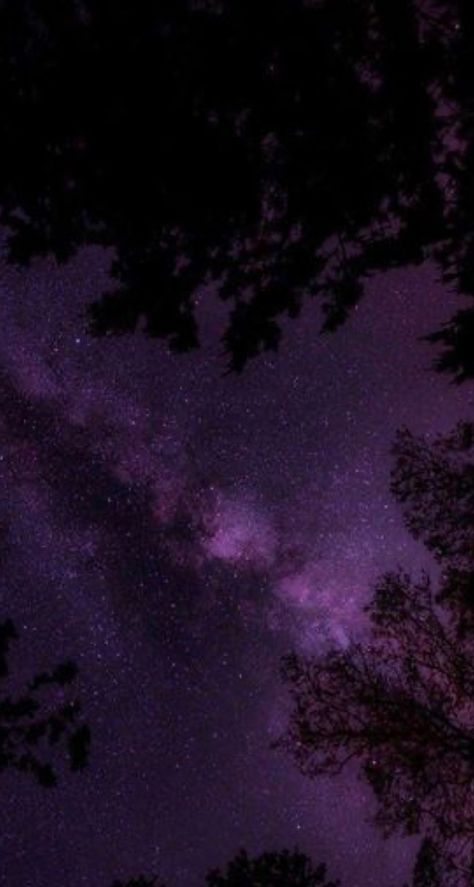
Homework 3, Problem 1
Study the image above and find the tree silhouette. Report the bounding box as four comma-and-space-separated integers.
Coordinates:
109, 849, 336, 887
0, 619, 90, 786
205, 848, 339, 887
408, 838, 444, 887
279, 423, 474, 885
391, 422, 474, 633
1, 1, 473, 373
281, 571, 474, 884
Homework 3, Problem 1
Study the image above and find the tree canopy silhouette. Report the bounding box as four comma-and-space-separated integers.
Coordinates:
280, 423, 474, 886
0, 619, 90, 786
110, 849, 337, 887
205, 848, 339, 887
1, 1, 474, 373
392, 422, 474, 633
407, 838, 445, 887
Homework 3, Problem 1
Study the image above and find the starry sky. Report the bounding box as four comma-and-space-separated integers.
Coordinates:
0, 240, 472, 887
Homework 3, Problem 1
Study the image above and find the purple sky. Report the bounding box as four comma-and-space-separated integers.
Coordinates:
0, 242, 471, 887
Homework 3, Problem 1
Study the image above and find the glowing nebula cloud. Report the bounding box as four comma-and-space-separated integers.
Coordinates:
202, 493, 278, 569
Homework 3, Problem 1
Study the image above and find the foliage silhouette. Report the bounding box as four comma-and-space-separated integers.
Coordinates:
408, 838, 444, 887
110, 849, 337, 887
1, 1, 474, 373
0, 619, 90, 786
205, 848, 339, 887
280, 423, 474, 886
391, 422, 474, 633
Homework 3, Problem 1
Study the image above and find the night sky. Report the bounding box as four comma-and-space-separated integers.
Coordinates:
0, 242, 471, 886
